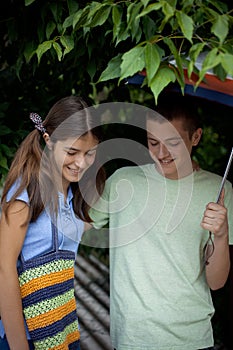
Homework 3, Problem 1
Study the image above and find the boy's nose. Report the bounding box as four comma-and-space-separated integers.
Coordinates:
158, 144, 169, 158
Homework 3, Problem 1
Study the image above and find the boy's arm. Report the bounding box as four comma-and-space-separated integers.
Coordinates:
82, 177, 111, 248
201, 190, 231, 290
88, 175, 113, 229
83, 185, 110, 248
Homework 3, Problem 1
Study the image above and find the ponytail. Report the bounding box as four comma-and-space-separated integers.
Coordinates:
1, 130, 45, 222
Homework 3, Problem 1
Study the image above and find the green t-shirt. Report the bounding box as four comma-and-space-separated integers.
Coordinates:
89, 164, 233, 350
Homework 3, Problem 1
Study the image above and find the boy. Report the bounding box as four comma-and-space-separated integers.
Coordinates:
89, 96, 233, 350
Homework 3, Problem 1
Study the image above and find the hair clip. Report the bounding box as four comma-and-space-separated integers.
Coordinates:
30, 112, 46, 134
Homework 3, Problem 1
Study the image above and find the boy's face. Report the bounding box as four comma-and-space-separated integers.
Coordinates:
146, 118, 202, 179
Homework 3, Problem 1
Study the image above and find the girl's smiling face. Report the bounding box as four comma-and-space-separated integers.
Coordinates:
50, 132, 99, 192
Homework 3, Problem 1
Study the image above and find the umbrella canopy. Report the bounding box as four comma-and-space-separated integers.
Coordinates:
126, 54, 233, 107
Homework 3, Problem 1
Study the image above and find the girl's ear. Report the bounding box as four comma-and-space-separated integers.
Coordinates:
192, 128, 202, 146
43, 133, 53, 150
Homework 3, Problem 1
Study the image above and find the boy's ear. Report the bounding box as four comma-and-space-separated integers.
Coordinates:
192, 128, 202, 146
43, 133, 53, 150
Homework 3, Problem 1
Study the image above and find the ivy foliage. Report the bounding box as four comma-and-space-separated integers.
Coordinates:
7, 0, 233, 101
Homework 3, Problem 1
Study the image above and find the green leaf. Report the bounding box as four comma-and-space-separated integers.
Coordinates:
221, 43, 233, 55
15, 58, 23, 81
181, 0, 194, 10
87, 2, 102, 21
57, 23, 63, 34
163, 37, 184, 81
0, 144, 13, 157
63, 14, 75, 29
60, 35, 74, 56
53, 42, 63, 61
197, 48, 221, 85
140, 0, 150, 7
50, 2, 62, 23
162, 2, 175, 19
67, 0, 79, 15
176, 10, 193, 43
159, 2, 175, 32
127, 2, 143, 24
142, 15, 157, 41
0, 157, 8, 170
126, 3, 142, 42
98, 53, 123, 82
145, 43, 161, 84
213, 64, 227, 81
50, 3, 58, 22
127, 3, 136, 25
25, 0, 36, 6
36, 41, 53, 63
220, 53, 233, 76
137, 3, 163, 19
87, 60, 96, 81
112, 6, 122, 41
211, 14, 229, 44
120, 46, 145, 82
46, 21, 56, 40
150, 66, 176, 104
188, 43, 206, 77
23, 41, 37, 63
88, 5, 111, 27
115, 25, 131, 46
173, 66, 185, 94
37, 23, 44, 43
166, 0, 177, 6
73, 8, 88, 30
208, 0, 228, 13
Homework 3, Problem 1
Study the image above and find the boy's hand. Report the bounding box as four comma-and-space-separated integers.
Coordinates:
201, 190, 228, 238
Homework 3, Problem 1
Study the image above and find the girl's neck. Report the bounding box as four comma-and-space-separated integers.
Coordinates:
53, 175, 69, 202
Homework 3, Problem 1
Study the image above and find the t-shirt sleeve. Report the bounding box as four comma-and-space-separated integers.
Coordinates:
89, 177, 111, 229
6, 179, 29, 205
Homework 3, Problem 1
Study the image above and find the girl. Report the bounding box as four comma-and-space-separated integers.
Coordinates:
0, 96, 105, 350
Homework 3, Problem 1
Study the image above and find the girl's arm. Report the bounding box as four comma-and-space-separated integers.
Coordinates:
0, 200, 30, 350
201, 191, 230, 290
